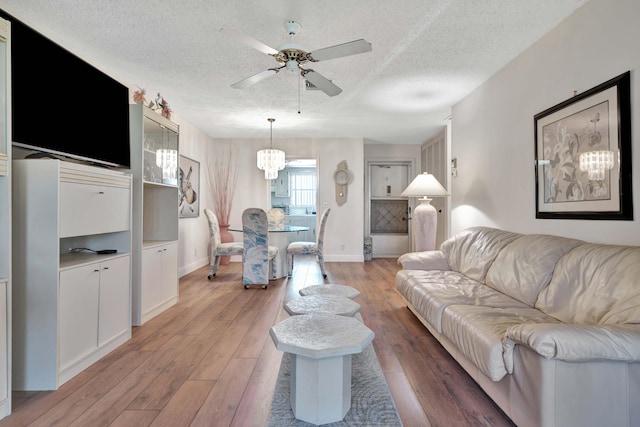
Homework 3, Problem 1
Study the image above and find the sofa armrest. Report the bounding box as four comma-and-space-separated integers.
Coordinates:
397, 250, 450, 271
503, 323, 640, 372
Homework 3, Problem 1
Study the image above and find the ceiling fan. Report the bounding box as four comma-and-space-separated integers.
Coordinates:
220, 20, 372, 97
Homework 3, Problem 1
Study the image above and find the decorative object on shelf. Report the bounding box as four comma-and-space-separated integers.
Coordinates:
133, 87, 146, 104
141, 91, 173, 120
401, 172, 448, 252
534, 71, 632, 220
257, 118, 285, 179
178, 155, 200, 218
333, 160, 351, 205
156, 148, 178, 183
207, 147, 238, 263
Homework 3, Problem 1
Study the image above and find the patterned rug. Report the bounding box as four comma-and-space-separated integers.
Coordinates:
267, 343, 403, 426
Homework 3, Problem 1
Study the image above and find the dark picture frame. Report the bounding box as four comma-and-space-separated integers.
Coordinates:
534, 71, 632, 220
179, 155, 200, 218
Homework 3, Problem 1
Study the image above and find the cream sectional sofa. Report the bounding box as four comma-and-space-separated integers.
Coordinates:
396, 226, 640, 427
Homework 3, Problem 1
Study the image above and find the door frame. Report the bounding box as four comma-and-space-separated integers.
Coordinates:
365, 159, 415, 256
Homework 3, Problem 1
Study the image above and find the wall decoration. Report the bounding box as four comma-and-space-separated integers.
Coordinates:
534, 71, 632, 220
179, 155, 200, 218
334, 160, 351, 205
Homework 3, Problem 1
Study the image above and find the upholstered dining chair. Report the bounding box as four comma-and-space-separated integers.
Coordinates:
287, 208, 330, 278
204, 208, 243, 280
242, 208, 278, 289
267, 207, 286, 228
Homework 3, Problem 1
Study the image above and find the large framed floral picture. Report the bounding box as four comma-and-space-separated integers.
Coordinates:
534, 71, 632, 220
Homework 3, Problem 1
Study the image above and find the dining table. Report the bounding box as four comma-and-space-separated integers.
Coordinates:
229, 224, 310, 279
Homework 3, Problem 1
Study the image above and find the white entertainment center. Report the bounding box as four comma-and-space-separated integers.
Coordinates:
12, 160, 133, 390
1, 13, 180, 406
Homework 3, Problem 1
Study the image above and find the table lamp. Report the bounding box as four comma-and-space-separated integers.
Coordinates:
401, 173, 449, 251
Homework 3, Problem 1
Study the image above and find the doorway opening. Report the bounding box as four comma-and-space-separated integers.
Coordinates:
366, 161, 413, 257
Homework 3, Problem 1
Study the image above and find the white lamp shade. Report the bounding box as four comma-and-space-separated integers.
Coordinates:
401, 173, 448, 198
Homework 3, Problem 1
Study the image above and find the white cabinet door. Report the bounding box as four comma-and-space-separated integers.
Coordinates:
141, 242, 178, 320
141, 246, 162, 315
159, 242, 178, 305
59, 182, 130, 238
59, 265, 100, 370
274, 169, 289, 197
98, 256, 130, 346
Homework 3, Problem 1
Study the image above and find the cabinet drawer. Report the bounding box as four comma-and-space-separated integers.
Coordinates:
60, 182, 130, 237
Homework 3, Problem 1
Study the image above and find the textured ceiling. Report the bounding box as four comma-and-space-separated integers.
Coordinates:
0, 0, 588, 144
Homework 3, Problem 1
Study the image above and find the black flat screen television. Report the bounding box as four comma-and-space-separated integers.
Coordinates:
7, 16, 130, 168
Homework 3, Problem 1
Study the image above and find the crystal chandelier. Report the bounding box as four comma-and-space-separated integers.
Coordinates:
257, 118, 285, 179
579, 150, 614, 181
156, 148, 178, 182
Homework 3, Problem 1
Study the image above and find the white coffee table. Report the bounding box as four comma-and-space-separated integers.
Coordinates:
299, 283, 361, 299
270, 312, 375, 425
284, 294, 361, 317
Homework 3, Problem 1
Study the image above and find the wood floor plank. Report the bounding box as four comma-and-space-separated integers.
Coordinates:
231, 335, 283, 427
189, 357, 258, 427
109, 409, 159, 427
0, 259, 513, 427
127, 320, 230, 411
149, 380, 215, 427
67, 335, 194, 427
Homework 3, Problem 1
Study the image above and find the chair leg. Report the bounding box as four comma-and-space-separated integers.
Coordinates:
288, 253, 294, 278
318, 252, 327, 278
208, 256, 222, 280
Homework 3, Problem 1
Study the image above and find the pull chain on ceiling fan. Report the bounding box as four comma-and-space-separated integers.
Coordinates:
220, 20, 372, 97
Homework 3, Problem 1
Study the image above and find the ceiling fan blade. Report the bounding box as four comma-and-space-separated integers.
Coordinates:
231, 68, 280, 89
308, 39, 372, 62
303, 70, 342, 97
219, 28, 280, 56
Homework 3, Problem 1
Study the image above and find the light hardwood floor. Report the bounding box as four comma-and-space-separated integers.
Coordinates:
1, 257, 513, 427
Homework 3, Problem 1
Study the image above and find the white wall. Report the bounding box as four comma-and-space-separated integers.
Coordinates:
176, 135, 366, 276
451, 0, 640, 245
172, 115, 217, 277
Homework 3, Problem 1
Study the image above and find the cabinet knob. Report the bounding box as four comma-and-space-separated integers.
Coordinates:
93, 269, 100, 273
98, 191, 105, 195
103, 267, 109, 270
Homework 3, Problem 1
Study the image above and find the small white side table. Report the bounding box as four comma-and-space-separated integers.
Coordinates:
299, 283, 361, 299
284, 294, 361, 317
270, 313, 375, 425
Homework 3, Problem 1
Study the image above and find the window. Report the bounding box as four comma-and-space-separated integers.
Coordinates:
289, 169, 317, 210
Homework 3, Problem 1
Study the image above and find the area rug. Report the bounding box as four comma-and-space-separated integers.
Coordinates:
267, 343, 403, 426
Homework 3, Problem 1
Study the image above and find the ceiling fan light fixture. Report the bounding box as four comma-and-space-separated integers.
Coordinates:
285, 59, 299, 72
257, 118, 285, 180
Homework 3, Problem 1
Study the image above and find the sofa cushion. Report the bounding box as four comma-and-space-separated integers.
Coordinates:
536, 244, 640, 325
441, 305, 561, 381
396, 269, 530, 333
485, 234, 584, 306
441, 227, 521, 283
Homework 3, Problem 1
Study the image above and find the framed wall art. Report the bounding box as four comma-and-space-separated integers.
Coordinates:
179, 155, 200, 218
534, 71, 632, 220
